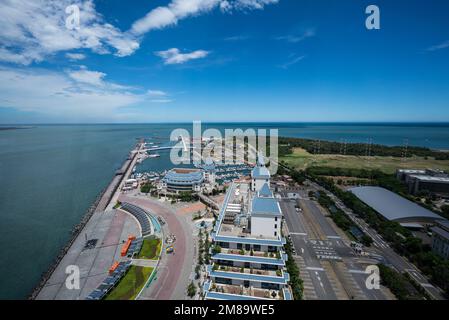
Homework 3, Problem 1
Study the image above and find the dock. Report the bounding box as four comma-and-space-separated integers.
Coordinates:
30, 141, 145, 300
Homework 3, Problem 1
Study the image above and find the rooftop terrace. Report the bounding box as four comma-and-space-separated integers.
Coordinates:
213, 181, 280, 239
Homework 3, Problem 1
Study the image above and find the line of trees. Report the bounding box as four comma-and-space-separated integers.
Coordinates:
311, 174, 449, 296
279, 136, 449, 160
284, 240, 304, 300
316, 191, 373, 246
378, 264, 425, 300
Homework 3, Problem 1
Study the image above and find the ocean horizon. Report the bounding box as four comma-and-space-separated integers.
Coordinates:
1, 122, 449, 299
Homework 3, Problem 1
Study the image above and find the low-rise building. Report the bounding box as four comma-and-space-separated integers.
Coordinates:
396, 168, 449, 196
431, 220, 449, 260
408, 175, 449, 196
158, 168, 204, 194
157, 161, 217, 195
122, 178, 138, 191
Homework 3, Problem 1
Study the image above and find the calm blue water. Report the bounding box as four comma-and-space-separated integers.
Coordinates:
1, 122, 449, 299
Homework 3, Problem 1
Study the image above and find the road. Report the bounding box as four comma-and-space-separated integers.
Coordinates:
280, 198, 338, 300
118, 195, 194, 300
280, 188, 392, 300
309, 181, 446, 300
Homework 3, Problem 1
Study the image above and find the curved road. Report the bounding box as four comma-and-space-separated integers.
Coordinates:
118, 195, 193, 300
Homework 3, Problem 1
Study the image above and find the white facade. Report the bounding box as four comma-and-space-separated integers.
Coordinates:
251, 215, 280, 238
252, 178, 269, 192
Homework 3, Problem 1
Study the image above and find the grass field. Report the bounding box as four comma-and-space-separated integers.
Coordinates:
136, 237, 161, 260
281, 148, 449, 174
105, 266, 153, 300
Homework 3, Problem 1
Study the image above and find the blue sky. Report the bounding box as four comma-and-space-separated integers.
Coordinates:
0, 0, 448, 123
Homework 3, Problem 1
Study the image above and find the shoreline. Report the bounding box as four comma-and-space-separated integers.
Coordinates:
28, 142, 140, 300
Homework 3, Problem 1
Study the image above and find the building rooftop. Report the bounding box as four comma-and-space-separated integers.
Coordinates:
410, 175, 449, 183
350, 186, 445, 223
251, 197, 282, 217
252, 166, 270, 179
163, 168, 204, 185
397, 169, 426, 174
258, 183, 273, 197
436, 220, 449, 231
213, 178, 286, 243
431, 226, 449, 240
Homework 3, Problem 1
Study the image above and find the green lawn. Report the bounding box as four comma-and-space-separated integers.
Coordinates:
105, 266, 153, 300
281, 147, 449, 174
136, 237, 161, 260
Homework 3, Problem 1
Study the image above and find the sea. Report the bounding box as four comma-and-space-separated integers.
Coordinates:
1, 122, 449, 299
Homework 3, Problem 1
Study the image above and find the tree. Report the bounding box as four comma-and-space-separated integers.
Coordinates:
212, 245, 221, 255
187, 282, 196, 298
195, 265, 201, 280
361, 234, 373, 247
140, 182, 153, 194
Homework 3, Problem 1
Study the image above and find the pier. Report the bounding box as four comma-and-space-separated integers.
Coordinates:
31, 141, 145, 300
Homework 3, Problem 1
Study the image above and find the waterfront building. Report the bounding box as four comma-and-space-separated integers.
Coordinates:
122, 178, 138, 191
203, 160, 292, 300
431, 220, 449, 260
158, 168, 204, 194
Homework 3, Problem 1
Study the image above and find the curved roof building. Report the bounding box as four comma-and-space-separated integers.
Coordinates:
350, 186, 445, 223
162, 168, 204, 192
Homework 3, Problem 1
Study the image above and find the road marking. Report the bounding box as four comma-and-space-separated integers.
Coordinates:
348, 269, 367, 274
290, 232, 307, 236
306, 267, 325, 271
327, 236, 341, 239
420, 283, 435, 288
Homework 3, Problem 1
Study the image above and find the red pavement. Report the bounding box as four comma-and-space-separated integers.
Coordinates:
118, 195, 187, 300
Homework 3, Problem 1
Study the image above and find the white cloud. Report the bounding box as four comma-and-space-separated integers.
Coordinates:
276, 29, 315, 43
0, 0, 279, 65
224, 35, 250, 41
65, 53, 86, 60
0, 0, 139, 65
155, 48, 209, 65
280, 55, 305, 69
150, 99, 173, 103
0, 66, 148, 117
67, 67, 107, 86
147, 90, 168, 97
426, 40, 449, 52
131, 0, 279, 35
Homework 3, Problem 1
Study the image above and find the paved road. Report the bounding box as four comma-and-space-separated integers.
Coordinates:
280, 199, 338, 300
310, 181, 446, 300
280, 191, 392, 300
118, 195, 194, 300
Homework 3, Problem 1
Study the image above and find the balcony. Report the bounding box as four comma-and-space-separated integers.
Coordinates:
207, 264, 290, 285
211, 248, 286, 267
203, 281, 292, 300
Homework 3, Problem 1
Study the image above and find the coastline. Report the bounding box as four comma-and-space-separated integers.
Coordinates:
28, 142, 139, 300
